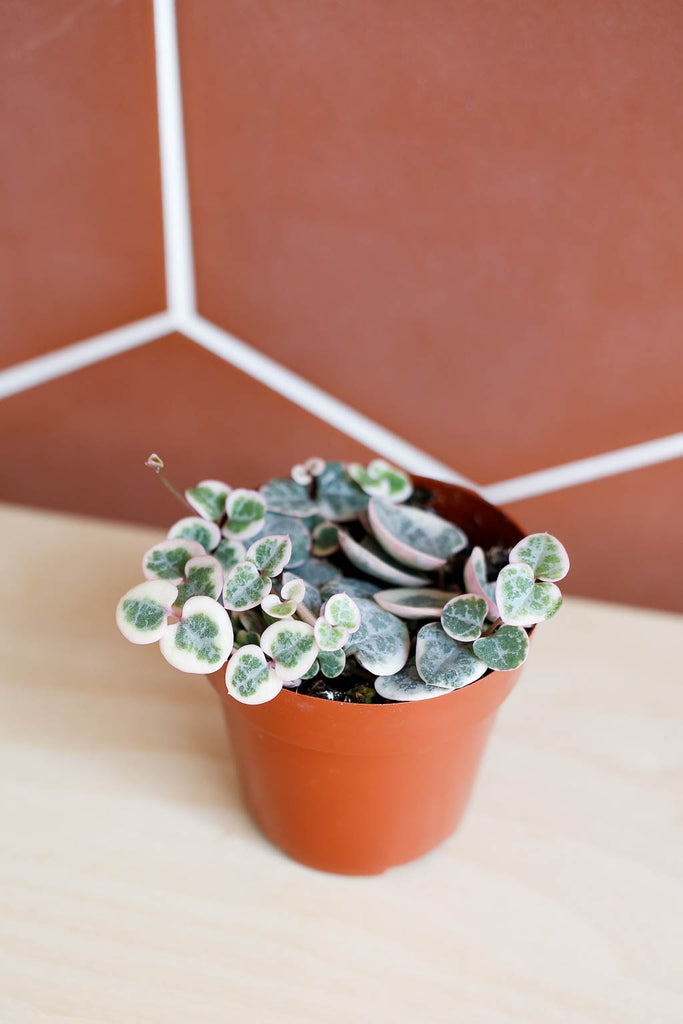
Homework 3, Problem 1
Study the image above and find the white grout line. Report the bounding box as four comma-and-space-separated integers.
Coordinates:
182, 313, 477, 487
153, 0, 196, 317
0, 313, 174, 400
482, 433, 683, 505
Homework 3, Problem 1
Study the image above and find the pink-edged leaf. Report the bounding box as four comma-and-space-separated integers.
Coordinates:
260, 477, 317, 517
174, 555, 224, 609
375, 659, 447, 702
290, 463, 313, 485
281, 576, 306, 604
260, 620, 318, 681
185, 479, 231, 522
344, 598, 410, 676
495, 563, 563, 627
368, 497, 467, 571
116, 580, 178, 645
347, 459, 413, 503
167, 516, 221, 552
223, 489, 267, 539
223, 561, 272, 611
373, 587, 456, 619
509, 533, 570, 582
323, 592, 361, 632
225, 645, 283, 705
313, 619, 349, 652
142, 538, 205, 584
311, 521, 339, 556
246, 534, 292, 578
261, 593, 297, 619
337, 529, 430, 586
440, 594, 487, 641
159, 596, 233, 673
463, 546, 499, 620
473, 625, 530, 671
415, 622, 487, 689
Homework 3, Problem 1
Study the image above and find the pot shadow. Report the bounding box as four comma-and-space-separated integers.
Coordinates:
5, 537, 261, 843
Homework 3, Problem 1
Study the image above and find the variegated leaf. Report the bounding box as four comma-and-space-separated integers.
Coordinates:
347, 459, 413, 503
246, 534, 292, 578
260, 620, 318, 681
116, 580, 178, 645
260, 477, 317, 517
159, 596, 233, 673
323, 592, 361, 632
337, 530, 430, 587
508, 533, 570, 582
440, 594, 487, 642
167, 516, 221, 552
415, 622, 487, 689
185, 480, 231, 522
282, 572, 321, 618
223, 561, 272, 611
225, 645, 283, 704
373, 587, 456, 619
344, 598, 410, 676
175, 555, 224, 609
222, 489, 266, 540
375, 658, 447, 702
311, 521, 339, 556
314, 619, 348, 652
251, 511, 311, 568
463, 546, 499, 620
281, 576, 306, 604
213, 537, 247, 574
473, 625, 530, 671
318, 648, 345, 678
368, 497, 468, 571
315, 461, 369, 522
319, 576, 380, 601
261, 593, 297, 619
295, 557, 342, 588
142, 538, 205, 583
496, 564, 563, 627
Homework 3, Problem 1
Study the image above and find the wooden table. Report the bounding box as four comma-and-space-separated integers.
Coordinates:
1, 503, 681, 1023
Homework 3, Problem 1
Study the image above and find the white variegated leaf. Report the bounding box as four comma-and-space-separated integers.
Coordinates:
440, 594, 487, 641
260, 619, 318, 681
415, 622, 487, 689
373, 587, 456, 619
375, 658, 447, 702
116, 580, 178, 645
473, 625, 530, 671
508, 533, 570, 582
225, 645, 283, 704
368, 498, 467, 571
142, 538, 205, 584
463, 546, 499, 620
185, 479, 231, 522
223, 489, 267, 539
159, 596, 233, 673
344, 598, 410, 676
337, 530, 430, 587
167, 516, 221, 552
495, 564, 562, 627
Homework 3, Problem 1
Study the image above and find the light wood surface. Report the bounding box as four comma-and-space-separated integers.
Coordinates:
1, 502, 681, 1023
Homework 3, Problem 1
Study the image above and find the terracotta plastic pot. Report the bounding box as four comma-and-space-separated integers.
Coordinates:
207, 477, 526, 875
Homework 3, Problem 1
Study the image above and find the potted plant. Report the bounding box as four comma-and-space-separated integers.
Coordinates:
117, 455, 569, 874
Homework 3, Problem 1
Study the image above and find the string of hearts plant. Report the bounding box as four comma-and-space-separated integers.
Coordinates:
117, 455, 569, 704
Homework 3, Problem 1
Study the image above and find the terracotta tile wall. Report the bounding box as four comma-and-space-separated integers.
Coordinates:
0, 1, 681, 613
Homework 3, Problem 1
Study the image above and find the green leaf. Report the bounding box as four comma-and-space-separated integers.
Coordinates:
347, 459, 413, 502
142, 539, 205, 583
223, 561, 272, 611
311, 521, 339, 556
314, 619, 348, 652
260, 620, 318, 681
344, 598, 410, 676
300, 658, 320, 680
246, 534, 292, 578
175, 555, 223, 608
213, 537, 246, 574
315, 461, 369, 522
223, 489, 266, 539
159, 596, 233, 673
473, 625, 530, 672
167, 516, 221, 552
116, 580, 178, 645
375, 658, 447, 702
373, 587, 456, 619
225, 645, 283, 704
185, 479, 230, 522
337, 530, 430, 586
508, 533, 569, 582
440, 594, 487, 641
463, 546, 499, 620
260, 477, 317, 517
368, 497, 468, 571
415, 622, 487, 689
318, 648, 345, 678
495, 564, 563, 627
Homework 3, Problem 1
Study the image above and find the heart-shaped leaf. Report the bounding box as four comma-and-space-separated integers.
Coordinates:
496, 564, 562, 627
251, 512, 311, 568
281, 577, 306, 604
311, 521, 339, 556
261, 593, 297, 619
142, 538, 205, 583
260, 620, 318, 681
347, 459, 413, 503
260, 477, 317, 517
175, 555, 224, 609
213, 537, 247, 574
159, 596, 233, 673
324, 592, 361, 632
315, 461, 369, 522
344, 598, 410, 676
116, 580, 178, 644
290, 463, 313, 486
441, 594, 487, 641
318, 648, 346, 678
319, 576, 380, 601
463, 546, 499, 620
415, 622, 487, 689
246, 534, 292, 578
368, 498, 468, 571
314, 619, 348, 652
509, 533, 570, 582
223, 561, 272, 611
473, 625, 530, 672
168, 516, 221, 552
282, 572, 321, 619
225, 645, 283, 704
373, 587, 456, 619
337, 530, 430, 586
222, 489, 266, 540
375, 658, 447, 702
185, 479, 231, 522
